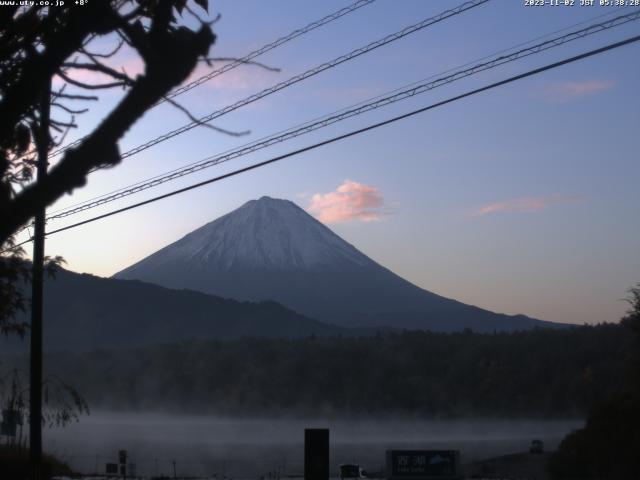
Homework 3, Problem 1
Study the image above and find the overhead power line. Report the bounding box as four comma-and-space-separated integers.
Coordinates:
47, 6, 632, 216
45, 10, 640, 222
47, 0, 490, 164
44, 0, 377, 160
161, 0, 377, 103
6, 33, 632, 251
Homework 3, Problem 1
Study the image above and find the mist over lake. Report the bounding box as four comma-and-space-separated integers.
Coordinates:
44, 413, 582, 477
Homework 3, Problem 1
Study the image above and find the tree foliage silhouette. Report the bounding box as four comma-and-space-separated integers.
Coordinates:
34, 323, 632, 417
1, 0, 215, 242
0, 0, 216, 332
549, 284, 640, 480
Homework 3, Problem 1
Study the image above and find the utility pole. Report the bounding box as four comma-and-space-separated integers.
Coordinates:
30, 77, 51, 480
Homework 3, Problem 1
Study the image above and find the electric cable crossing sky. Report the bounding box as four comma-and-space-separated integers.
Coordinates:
48, 0, 490, 166
43, 10, 640, 223
5, 31, 638, 254
44, 0, 379, 159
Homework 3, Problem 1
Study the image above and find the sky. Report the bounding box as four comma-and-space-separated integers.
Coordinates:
21, 0, 640, 326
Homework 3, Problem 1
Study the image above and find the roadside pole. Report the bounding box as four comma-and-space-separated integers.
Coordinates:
30, 77, 51, 480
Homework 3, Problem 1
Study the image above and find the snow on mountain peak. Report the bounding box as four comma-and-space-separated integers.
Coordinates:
142, 196, 372, 271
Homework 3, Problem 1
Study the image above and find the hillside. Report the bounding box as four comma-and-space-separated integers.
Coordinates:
2, 267, 346, 352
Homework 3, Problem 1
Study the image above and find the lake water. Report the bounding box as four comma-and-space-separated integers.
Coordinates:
44, 412, 583, 478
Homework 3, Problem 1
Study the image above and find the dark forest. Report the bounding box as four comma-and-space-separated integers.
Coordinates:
2, 323, 631, 418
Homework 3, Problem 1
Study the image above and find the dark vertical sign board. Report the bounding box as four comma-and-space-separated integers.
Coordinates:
118, 449, 128, 479
386, 450, 460, 480
305, 428, 329, 480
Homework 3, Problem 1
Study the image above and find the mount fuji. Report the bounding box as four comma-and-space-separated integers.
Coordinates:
114, 196, 558, 332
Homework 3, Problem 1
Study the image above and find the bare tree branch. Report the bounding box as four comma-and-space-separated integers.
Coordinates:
53, 93, 99, 101
60, 61, 136, 84
50, 118, 77, 129
79, 39, 124, 58
56, 70, 129, 90
184, 4, 220, 27
200, 56, 280, 72
51, 119, 75, 148
51, 103, 89, 115
162, 95, 250, 137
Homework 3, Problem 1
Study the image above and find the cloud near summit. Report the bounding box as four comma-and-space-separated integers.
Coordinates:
308, 180, 385, 224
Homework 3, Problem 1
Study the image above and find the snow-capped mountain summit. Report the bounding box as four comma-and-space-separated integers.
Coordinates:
114, 196, 558, 332
145, 196, 370, 271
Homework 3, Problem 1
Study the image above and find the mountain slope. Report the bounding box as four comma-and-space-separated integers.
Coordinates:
2, 268, 345, 352
114, 196, 559, 332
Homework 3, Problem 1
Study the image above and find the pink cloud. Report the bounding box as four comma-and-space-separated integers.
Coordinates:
308, 180, 385, 224
473, 194, 582, 217
543, 80, 614, 102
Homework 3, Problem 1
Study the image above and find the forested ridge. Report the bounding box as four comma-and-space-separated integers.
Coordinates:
3, 323, 632, 417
